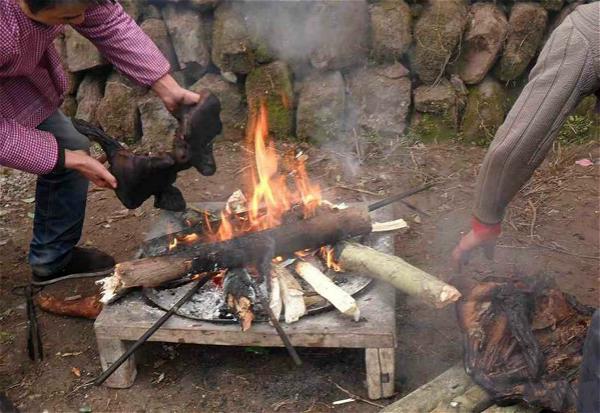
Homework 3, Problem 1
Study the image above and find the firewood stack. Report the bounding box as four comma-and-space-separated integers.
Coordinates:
97, 197, 460, 331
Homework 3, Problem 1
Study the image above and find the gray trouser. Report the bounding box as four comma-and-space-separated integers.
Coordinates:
29, 110, 91, 277
474, 3, 600, 224
579, 309, 600, 413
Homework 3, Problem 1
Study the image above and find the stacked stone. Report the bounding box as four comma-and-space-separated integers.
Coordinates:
60, 0, 594, 150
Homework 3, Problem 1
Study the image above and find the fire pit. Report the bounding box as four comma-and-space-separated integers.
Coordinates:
93, 202, 397, 399
91, 104, 413, 399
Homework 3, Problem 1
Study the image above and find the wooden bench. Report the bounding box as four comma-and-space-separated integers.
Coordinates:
94, 204, 397, 399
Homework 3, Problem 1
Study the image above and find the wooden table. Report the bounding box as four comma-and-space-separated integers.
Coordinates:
94, 205, 397, 400
95, 280, 396, 399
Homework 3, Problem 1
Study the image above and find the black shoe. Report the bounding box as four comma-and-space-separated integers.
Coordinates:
32, 247, 115, 284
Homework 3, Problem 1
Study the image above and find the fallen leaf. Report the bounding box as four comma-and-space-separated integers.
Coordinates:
0, 240, 7, 246
575, 158, 594, 167
27, 212, 35, 219
79, 406, 92, 413
21, 197, 35, 204
71, 367, 81, 377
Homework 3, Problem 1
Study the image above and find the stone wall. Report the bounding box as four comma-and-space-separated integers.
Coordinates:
60, 0, 597, 150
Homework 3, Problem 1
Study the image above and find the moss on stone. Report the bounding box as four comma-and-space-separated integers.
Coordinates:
540, 0, 564, 11
211, 4, 255, 74
413, 0, 467, 84
461, 78, 506, 146
495, 3, 547, 82
410, 111, 458, 142
245, 61, 294, 140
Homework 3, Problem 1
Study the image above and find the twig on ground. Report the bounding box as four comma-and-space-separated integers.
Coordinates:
234, 165, 251, 175
335, 185, 380, 196
330, 381, 385, 408
528, 200, 537, 239
498, 243, 600, 261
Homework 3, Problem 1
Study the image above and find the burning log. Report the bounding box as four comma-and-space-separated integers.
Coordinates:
336, 242, 461, 308
99, 205, 372, 301
223, 268, 256, 331
294, 261, 360, 321
455, 277, 594, 412
274, 265, 306, 323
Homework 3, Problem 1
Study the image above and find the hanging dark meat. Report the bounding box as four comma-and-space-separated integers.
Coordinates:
72, 89, 222, 211
455, 276, 594, 412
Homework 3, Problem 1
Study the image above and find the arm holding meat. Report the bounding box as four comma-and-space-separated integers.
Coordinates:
453, 13, 600, 267
0, 118, 115, 187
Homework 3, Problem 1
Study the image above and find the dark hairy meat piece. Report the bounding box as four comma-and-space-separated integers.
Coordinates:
455, 277, 593, 412
72, 89, 222, 211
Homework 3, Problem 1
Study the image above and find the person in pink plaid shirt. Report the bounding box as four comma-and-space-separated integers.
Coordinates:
0, 0, 201, 281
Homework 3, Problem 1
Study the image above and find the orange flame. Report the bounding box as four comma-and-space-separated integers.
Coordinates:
320, 246, 342, 272
209, 103, 321, 241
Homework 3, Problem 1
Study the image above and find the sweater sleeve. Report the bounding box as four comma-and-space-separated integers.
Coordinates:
73, 2, 170, 87
0, 118, 58, 175
473, 14, 600, 224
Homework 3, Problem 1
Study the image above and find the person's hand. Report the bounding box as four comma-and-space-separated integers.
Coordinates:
452, 217, 501, 271
152, 74, 200, 113
65, 150, 117, 189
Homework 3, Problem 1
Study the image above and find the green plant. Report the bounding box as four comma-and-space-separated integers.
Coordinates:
557, 115, 595, 146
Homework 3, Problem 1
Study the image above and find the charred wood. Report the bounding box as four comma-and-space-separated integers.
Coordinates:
100, 206, 372, 301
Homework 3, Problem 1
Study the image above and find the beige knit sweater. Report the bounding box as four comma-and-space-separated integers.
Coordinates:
474, 2, 600, 224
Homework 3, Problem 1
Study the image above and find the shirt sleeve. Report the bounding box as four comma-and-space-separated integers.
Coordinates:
73, 2, 171, 87
472, 15, 600, 224
0, 118, 58, 175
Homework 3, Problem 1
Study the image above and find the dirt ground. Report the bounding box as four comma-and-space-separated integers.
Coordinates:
1, 138, 598, 413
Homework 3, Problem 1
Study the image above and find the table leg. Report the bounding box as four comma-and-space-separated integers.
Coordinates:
366, 347, 395, 399
96, 337, 137, 388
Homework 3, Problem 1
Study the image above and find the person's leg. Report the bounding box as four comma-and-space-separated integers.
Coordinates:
29, 110, 90, 277
578, 309, 600, 413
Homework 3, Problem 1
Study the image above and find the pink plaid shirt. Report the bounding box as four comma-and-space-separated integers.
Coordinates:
0, 0, 170, 175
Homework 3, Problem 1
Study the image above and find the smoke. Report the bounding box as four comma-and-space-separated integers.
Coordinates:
236, 1, 369, 178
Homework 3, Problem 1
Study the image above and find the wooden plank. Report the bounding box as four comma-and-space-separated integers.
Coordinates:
483, 405, 541, 413
96, 337, 137, 388
95, 280, 396, 349
430, 385, 492, 413
381, 364, 472, 413
365, 348, 395, 400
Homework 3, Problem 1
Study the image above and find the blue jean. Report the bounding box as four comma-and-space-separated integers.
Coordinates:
29, 110, 90, 277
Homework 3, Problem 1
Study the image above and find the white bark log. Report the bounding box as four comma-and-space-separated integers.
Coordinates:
337, 242, 461, 308
295, 261, 360, 321
269, 270, 283, 322
372, 219, 408, 232
274, 265, 307, 323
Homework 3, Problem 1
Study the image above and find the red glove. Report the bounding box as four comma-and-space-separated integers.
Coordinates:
452, 217, 501, 271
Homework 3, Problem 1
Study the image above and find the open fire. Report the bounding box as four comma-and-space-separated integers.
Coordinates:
154, 103, 360, 331
168, 103, 322, 250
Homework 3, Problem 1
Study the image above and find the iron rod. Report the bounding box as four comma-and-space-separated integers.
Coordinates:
367, 184, 433, 212
94, 274, 214, 386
